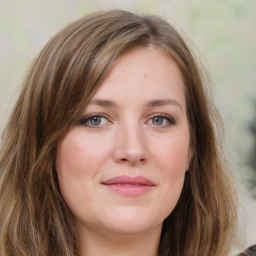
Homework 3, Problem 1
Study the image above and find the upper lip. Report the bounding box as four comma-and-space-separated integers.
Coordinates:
102, 175, 155, 186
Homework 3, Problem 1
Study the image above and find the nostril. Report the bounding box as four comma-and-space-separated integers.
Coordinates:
119, 157, 146, 165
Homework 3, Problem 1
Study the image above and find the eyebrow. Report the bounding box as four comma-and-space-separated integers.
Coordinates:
89, 99, 118, 107
144, 99, 183, 111
89, 98, 183, 111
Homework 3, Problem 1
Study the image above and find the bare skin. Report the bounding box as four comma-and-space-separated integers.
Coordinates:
56, 46, 192, 256
78, 224, 161, 256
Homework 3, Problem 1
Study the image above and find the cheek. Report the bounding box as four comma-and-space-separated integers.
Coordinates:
55, 131, 96, 204
158, 143, 187, 193
56, 130, 108, 180
56, 134, 88, 204
153, 134, 190, 176
55, 131, 107, 218
151, 135, 189, 212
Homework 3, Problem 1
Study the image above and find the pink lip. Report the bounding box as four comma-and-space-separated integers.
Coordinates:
102, 175, 155, 196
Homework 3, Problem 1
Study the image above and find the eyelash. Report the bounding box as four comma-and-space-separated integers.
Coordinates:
78, 113, 110, 128
147, 113, 176, 127
78, 113, 176, 129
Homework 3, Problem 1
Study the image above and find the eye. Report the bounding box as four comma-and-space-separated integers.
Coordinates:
148, 114, 176, 127
152, 117, 164, 126
78, 114, 110, 128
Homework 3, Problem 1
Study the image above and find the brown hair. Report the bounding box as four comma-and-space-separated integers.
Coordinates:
0, 10, 237, 256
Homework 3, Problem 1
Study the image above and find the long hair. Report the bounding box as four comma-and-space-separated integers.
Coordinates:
0, 10, 237, 256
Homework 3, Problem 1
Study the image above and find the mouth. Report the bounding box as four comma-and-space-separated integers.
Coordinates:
101, 175, 155, 196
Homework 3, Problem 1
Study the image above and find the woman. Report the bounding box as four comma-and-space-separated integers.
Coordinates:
0, 10, 237, 256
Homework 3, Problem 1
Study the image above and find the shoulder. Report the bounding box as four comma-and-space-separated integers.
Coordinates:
238, 244, 256, 256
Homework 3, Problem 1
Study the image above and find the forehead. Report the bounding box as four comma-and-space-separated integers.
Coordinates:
91, 46, 186, 107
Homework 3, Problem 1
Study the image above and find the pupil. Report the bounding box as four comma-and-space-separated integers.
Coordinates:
153, 117, 163, 125
91, 117, 101, 125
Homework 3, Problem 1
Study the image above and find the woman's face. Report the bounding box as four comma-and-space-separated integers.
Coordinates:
56, 46, 192, 237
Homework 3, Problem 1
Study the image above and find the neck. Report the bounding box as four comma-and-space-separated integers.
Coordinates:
78, 225, 162, 256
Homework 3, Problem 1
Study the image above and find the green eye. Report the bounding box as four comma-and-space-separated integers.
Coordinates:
148, 114, 176, 127
78, 114, 109, 128
152, 117, 164, 126
89, 116, 102, 126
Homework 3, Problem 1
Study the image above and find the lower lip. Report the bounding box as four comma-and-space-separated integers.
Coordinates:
103, 184, 154, 196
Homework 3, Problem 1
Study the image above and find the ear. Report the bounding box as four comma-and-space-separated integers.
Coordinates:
185, 147, 194, 171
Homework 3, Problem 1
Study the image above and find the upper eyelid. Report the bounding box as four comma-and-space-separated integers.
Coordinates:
78, 113, 111, 125
78, 112, 176, 124
146, 113, 175, 121
147, 113, 172, 118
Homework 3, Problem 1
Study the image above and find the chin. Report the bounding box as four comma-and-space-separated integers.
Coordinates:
101, 207, 163, 234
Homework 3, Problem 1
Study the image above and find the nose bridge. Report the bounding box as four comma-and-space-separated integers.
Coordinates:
113, 117, 147, 165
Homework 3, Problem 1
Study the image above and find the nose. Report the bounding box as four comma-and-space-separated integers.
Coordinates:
113, 123, 148, 166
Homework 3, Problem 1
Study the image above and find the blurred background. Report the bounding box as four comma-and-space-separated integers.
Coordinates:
0, 0, 255, 249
